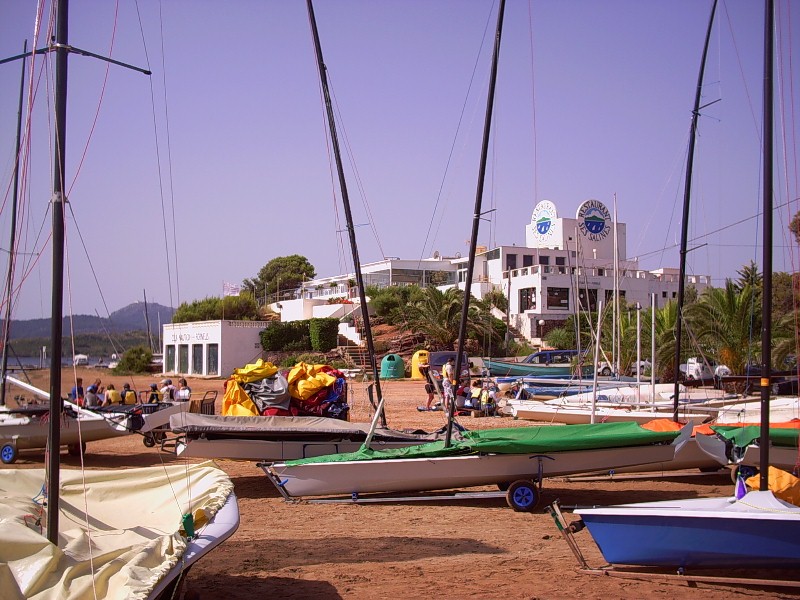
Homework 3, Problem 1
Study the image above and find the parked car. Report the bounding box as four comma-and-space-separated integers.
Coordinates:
428, 351, 471, 380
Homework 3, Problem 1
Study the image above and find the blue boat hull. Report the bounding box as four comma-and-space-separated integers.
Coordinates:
577, 491, 800, 569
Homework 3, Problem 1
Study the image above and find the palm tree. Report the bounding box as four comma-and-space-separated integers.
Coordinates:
401, 287, 499, 350
686, 281, 760, 374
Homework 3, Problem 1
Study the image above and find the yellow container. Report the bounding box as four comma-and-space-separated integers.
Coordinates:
410, 349, 430, 380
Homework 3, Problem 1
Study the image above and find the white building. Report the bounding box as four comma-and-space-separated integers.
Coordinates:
274, 199, 711, 345
162, 320, 267, 378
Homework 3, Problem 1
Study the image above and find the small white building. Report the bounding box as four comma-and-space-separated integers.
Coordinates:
162, 320, 267, 378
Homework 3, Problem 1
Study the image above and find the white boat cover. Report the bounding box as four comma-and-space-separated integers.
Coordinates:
0, 461, 233, 600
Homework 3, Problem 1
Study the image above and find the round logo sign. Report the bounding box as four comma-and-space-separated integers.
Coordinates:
576, 199, 611, 241
531, 200, 557, 239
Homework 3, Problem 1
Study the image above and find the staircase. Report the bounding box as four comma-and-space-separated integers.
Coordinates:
339, 345, 372, 370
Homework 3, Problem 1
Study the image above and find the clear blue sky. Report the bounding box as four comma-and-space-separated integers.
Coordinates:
0, 0, 798, 321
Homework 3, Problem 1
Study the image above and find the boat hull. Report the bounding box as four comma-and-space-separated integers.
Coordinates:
577, 491, 800, 568
509, 401, 710, 425
0, 404, 129, 450
267, 443, 676, 498
484, 359, 582, 377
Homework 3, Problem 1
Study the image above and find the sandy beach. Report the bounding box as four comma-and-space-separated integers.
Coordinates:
5, 368, 798, 599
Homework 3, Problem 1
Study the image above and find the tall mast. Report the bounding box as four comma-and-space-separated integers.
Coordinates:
0, 40, 28, 407
446, 0, 506, 447
672, 0, 718, 421
758, 0, 774, 492
46, 0, 69, 544
306, 0, 385, 426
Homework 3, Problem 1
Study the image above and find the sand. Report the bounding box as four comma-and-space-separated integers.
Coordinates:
4, 368, 797, 599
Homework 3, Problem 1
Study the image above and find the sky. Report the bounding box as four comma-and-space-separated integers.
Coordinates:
0, 0, 798, 321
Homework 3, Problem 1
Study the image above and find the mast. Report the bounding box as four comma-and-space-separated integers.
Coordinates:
143, 289, 154, 352
672, 0, 718, 421
306, 0, 385, 426
446, 0, 506, 447
46, 0, 69, 544
758, 0, 773, 492
0, 40, 28, 407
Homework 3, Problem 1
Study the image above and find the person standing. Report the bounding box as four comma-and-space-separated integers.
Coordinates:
417, 359, 435, 411
443, 357, 455, 385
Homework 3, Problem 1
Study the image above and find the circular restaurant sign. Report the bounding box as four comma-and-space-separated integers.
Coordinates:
531, 200, 557, 240
576, 199, 611, 241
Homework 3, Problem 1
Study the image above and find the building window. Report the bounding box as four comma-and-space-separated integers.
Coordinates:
192, 344, 203, 374
520, 287, 537, 311
522, 255, 534, 267
578, 288, 598, 311
165, 345, 176, 372
598, 268, 605, 276
555, 256, 566, 266
506, 254, 517, 270
662, 291, 668, 298
539, 255, 550, 266
207, 344, 219, 376
547, 287, 570, 310
178, 345, 189, 373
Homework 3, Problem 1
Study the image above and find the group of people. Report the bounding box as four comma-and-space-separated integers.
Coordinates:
69, 376, 191, 407
145, 378, 192, 403
418, 357, 498, 416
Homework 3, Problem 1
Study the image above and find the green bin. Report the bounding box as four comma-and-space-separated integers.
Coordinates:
380, 354, 405, 379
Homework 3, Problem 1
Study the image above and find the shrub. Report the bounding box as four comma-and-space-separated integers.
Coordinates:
261, 321, 310, 351
113, 345, 152, 374
309, 318, 339, 352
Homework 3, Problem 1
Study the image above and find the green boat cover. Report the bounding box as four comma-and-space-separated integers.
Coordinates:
285, 421, 679, 465
711, 425, 800, 449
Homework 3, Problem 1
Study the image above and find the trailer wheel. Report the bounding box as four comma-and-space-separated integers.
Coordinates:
506, 480, 538, 512
143, 435, 156, 448
600, 367, 612, 376
67, 443, 86, 456
1, 443, 17, 464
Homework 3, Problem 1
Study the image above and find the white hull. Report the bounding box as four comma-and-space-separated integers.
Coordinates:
508, 400, 711, 425
267, 443, 677, 498
177, 436, 417, 461
0, 402, 129, 450
714, 396, 800, 424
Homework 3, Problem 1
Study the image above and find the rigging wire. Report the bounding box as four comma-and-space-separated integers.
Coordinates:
134, 0, 175, 311
417, 3, 494, 267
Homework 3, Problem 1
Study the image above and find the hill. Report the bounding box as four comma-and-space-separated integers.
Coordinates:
2, 302, 175, 340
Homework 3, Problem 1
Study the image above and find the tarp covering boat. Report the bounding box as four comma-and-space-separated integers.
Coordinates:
171, 413, 448, 443
286, 421, 679, 465
711, 424, 800, 448
0, 461, 234, 600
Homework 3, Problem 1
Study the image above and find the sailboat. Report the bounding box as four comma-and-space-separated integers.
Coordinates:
0, 3, 238, 597
0, 41, 130, 464
262, 0, 691, 510
575, 0, 800, 570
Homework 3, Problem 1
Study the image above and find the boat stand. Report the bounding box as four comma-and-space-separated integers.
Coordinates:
547, 500, 800, 589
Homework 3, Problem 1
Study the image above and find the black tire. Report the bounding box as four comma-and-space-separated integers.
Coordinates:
67, 442, 86, 457
506, 480, 539, 512
600, 367, 612, 377
143, 435, 156, 448
1, 443, 17, 464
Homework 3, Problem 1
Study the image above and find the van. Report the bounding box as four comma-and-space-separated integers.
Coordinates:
428, 351, 471, 380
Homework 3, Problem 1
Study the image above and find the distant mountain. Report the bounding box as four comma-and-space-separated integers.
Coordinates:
3, 302, 175, 340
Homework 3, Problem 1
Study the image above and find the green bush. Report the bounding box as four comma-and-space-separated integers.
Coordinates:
309, 318, 339, 352
113, 345, 152, 374
260, 321, 310, 351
